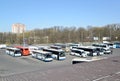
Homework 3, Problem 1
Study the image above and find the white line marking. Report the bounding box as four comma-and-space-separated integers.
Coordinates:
92, 75, 110, 81
92, 71, 120, 81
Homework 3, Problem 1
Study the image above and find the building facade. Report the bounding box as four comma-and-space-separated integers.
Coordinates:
12, 23, 25, 33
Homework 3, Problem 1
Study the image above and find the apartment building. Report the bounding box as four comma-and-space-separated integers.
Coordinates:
12, 23, 25, 33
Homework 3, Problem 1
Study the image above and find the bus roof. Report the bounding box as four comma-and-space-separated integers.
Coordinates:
71, 48, 84, 52
7, 47, 20, 50
77, 46, 96, 50
32, 50, 52, 54
15, 46, 29, 49
50, 45, 62, 48
44, 48, 64, 52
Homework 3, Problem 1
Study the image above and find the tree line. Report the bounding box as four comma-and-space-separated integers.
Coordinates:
0, 24, 120, 45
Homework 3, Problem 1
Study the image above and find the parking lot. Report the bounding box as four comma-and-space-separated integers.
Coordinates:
0, 48, 120, 81
0, 48, 119, 76
0, 49, 74, 76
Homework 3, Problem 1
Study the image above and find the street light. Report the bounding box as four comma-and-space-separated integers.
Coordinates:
23, 30, 25, 47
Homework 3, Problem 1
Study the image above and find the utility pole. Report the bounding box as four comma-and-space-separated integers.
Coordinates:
23, 30, 25, 47
109, 26, 112, 42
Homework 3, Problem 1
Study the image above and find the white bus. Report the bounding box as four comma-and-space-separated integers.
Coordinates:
32, 50, 53, 62
43, 48, 66, 60
92, 43, 112, 54
0, 44, 6, 49
28, 46, 39, 54
74, 46, 98, 56
70, 49, 87, 57
6, 47, 22, 57
50, 45, 62, 50
94, 47, 104, 56
86, 46, 104, 56
69, 43, 81, 50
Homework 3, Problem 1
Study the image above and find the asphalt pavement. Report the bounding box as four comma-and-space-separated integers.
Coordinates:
0, 48, 120, 81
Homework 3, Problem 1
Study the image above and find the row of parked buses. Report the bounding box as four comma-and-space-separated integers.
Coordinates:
70, 43, 114, 64
5, 45, 66, 62
4, 42, 116, 62
6, 46, 30, 56
70, 43, 113, 58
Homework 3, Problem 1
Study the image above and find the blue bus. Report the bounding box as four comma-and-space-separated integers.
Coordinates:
113, 42, 120, 48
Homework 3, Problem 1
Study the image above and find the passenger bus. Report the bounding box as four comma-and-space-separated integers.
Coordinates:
86, 46, 104, 56
54, 43, 69, 52
75, 46, 97, 56
70, 48, 87, 57
43, 48, 66, 60
69, 43, 81, 50
32, 50, 53, 62
6, 47, 22, 57
50, 45, 62, 50
28, 46, 39, 54
54, 43, 67, 49
113, 42, 120, 48
92, 44, 112, 54
15, 46, 30, 56
0, 44, 6, 49
95, 47, 104, 56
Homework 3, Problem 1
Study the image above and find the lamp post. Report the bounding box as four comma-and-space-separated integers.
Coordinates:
23, 30, 25, 47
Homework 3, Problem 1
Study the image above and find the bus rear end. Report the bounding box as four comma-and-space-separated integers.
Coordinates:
16, 46, 30, 56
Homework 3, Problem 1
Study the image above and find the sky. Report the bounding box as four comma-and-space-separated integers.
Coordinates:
0, 0, 120, 32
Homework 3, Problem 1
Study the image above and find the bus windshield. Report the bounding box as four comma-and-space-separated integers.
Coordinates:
15, 50, 21, 54
59, 52, 65, 57
72, 50, 82, 54
45, 54, 52, 58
